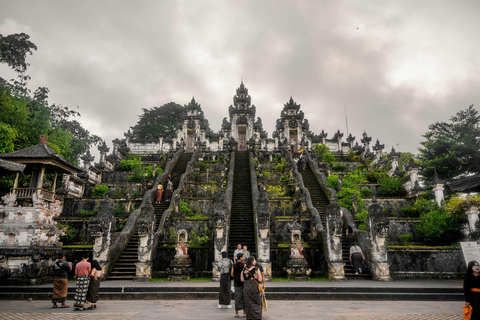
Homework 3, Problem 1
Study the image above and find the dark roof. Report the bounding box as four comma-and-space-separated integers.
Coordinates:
448, 175, 480, 193
0, 143, 82, 174
0, 158, 25, 174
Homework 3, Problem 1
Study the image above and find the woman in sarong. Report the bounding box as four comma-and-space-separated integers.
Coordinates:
86, 260, 102, 309
52, 253, 72, 308
464, 260, 480, 319
165, 179, 173, 202
346, 226, 355, 248
156, 184, 163, 203
241, 256, 263, 320
73, 254, 91, 311
217, 251, 233, 309
349, 242, 366, 275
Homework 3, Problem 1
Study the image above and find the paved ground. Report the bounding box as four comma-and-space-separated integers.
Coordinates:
0, 300, 464, 319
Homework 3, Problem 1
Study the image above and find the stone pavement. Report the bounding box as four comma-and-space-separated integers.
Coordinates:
0, 300, 464, 319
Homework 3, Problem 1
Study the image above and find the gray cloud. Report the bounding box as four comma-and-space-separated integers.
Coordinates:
1, 0, 479, 162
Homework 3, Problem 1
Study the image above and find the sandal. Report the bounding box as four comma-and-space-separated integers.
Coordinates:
74, 308, 84, 311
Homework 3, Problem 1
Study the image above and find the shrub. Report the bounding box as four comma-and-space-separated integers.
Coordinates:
156, 167, 163, 175
117, 153, 142, 171
189, 230, 209, 247
354, 210, 368, 222
398, 233, 413, 244
444, 194, 480, 219
342, 171, 367, 189
400, 198, 438, 218
262, 171, 270, 178
345, 150, 356, 162
115, 220, 126, 232
112, 187, 125, 199
274, 160, 286, 172
415, 208, 460, 245
314, 144, 330, 157
279, 173, 290, 183
366, 170, 387, 183
113, 204, 126, 217
179, 201, 193, 216
327, 174, 339, 191
332, 164, 347, 172
57, 223, 77, 245
352, 155, 360, 162
142, 166, 153, 180
92, 184, 109, 198
322, 152, 336, 166
266, 185, 284, 197
77, 208, 99, 218
377, 176, 407, 197
337, 188, 363, 212
360, 188, 373, 198
199, 162, 207, 172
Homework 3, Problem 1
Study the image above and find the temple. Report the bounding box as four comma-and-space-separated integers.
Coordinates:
0, 81, 470, 284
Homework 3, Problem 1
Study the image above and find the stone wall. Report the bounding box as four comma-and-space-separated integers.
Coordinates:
270, 245, 327, 276
387, 218, 421, 242
388, 249, 464, 279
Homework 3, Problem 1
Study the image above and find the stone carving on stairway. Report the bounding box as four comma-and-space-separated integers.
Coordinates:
135, 201, 155, 281
285, 217, 311, 280
367, 201, 391, 281
168, 219, 192, 281
325, 202, 346, 281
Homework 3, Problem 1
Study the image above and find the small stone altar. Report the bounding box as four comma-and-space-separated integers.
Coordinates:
284, 217, 311, 280
168, 220, 192, 281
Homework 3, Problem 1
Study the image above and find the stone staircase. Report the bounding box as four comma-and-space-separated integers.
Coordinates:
296, 159, 329, 226
109, 152, 193, 280
228, 151, 256, 259
108, 231, 139, 280
341, 231, 372, 279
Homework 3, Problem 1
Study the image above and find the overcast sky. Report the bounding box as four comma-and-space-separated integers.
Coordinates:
1, 1, 479, 162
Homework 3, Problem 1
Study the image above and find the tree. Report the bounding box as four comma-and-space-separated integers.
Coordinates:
418, 105, 480, 181
130, 102, 185, 140
0, 33, 37, 73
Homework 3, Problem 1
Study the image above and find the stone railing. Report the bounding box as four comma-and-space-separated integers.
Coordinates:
12, 188, 55, 202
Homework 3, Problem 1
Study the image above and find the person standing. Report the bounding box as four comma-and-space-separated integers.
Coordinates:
231, 253, 246, 318
73, 254, 91, 311
86, 259, 103, 309
251, 254, 265, 292
165, 178, 173, 202
233, 244, 243, 263
346, 226, 355, 248
217, 252, 233, 309
349, 242, 366, 275
51, 253, 72, 308
464, 260, 480, 319
241, 256, 263, 320
243, 246, 250, 260
156, 184, 163, 203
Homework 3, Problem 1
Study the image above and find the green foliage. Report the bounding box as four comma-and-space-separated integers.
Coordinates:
189, 229, 209, 247
326, 174, 339, 191
56, 223, 76, 245
262, 171, 270, 178
115, 220, 126, 232
77, 208, 99, 218
169, 226, 178, 243
332, 164, 346, 172
0, 33, 37, 73
415, 208, 459, 245
398, 152, 417, 171
314, 144, 330, 157
279, 173, 290, 183
337, 188, 363, 212
357, 223, 367, 230
342, 170, 368, 189
113, 204, 126, 217
377, 176, 407, 197
354, 210, 368, 222
112, 187, 125, 199
179, 201, 193, 216
365, 170, 387, 183
345, 149, 356, 162
92, 184, 109, 198
266, 185, 284, 197
117, 153, 142, 171
322, 152, 336, 166
418, 105, 480, 180
130, 102, 190, 140
360, 188, 373, 198
199, 162, 207, 172
400, 198, 438, 218
398, 233, 413, 244
444, 194, 480, 219
274, 160, 286, 171
156, 167, 163, 175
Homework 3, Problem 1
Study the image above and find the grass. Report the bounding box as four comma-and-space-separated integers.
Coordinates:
149, 277, 212, 282
387, 244, 459, 250
61, 245, 93, 249
272, 277, 330, 282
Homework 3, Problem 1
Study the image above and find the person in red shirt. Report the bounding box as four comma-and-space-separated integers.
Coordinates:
73, 254, 91, 311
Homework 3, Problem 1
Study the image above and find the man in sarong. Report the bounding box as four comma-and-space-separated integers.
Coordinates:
52, 253, 72, 308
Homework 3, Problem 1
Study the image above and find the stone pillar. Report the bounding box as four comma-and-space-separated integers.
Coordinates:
325, 203, 346, 281
88, 197, 116, 277
212, 191, 228, 281
134, 203, 155, 281
367, 202, 391, 281
36, 166, 46, 196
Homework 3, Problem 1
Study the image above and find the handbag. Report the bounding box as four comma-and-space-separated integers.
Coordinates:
258, 282, 263, 293
261, 291, 268, 312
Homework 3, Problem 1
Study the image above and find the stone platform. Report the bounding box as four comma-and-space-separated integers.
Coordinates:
0, 279, 463, 301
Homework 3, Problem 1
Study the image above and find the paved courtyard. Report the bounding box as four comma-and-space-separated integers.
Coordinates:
0, 300, 464, 320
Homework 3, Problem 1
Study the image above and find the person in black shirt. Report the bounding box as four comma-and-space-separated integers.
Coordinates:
465, 260, 480, 319
231, 253, 246, 318
52, 253, 72, 308
251, 253, 265, 291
